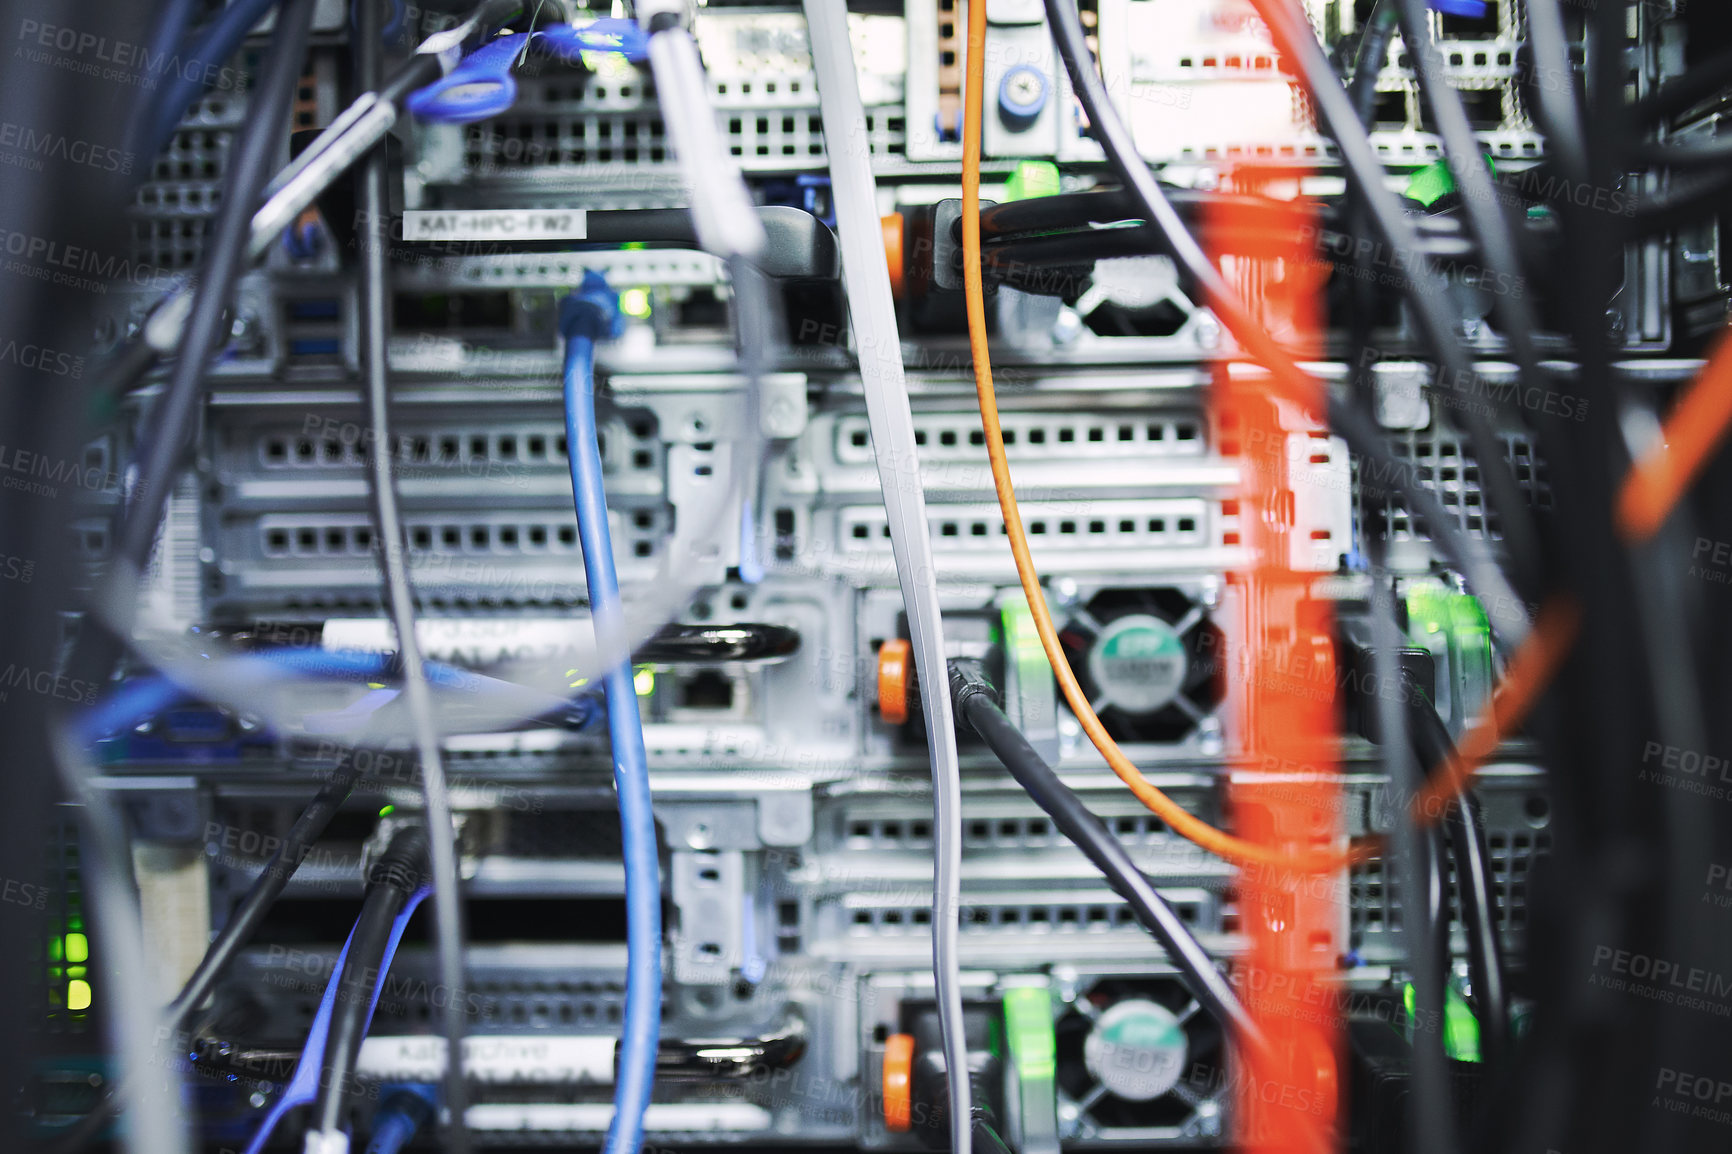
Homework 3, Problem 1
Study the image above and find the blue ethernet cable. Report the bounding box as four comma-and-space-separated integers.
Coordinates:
559, 270, 660, 1154
147, 0, 285, 155
366, 1083, 440, 1154
78, 647, 596, 744
240, 885, 430, 1154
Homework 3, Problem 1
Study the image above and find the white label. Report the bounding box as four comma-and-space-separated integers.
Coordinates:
402, 209, 589, 242
357, 1034, 615, 1084
465, 1102, 773, 1132
322, 617, 590, 665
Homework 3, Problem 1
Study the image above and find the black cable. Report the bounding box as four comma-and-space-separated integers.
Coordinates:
72, 0, 315, 691
976, 184, 1471, 243
1589, 12, 1712, 1152
1628, 136, 1732, 170
1037, 0, 1531, 652
311, 825, 431, 1136
979, 221, 1476, 287
1626, 42, 1732, 127
1392, 0, 1551, 432
948, 662, 1271, 1063
1361, 551, 1455, 1154
1385, 0, 1563, 729
632, 623, 802, 663
1349, 0, 1399, 127
355, 1, 471, 1146
1240, 0, 1545, 607
125, 0, 200, 161
1406, 691, 1509, 1065
1494, 5, 1676, 1153
170, 753, 366, 1025
37, 751, 367, 1153
1346, 4, 1384, 415
1628, 165, 1732, 230
1332, 47, 1449, 1124
971, 1115, 1016, 1154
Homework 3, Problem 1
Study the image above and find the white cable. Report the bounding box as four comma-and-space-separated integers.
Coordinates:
801, 6, 970, 1154
639, 3, 766, 262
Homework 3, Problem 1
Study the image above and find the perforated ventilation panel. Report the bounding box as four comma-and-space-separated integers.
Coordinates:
1356, 427, 1552, 544
839, 500, 1213, 552
255, 509, 666, 565
832, 411, 1206, 464
459, 75, 906, 181
839, 804, 1196, 852
1108, 0, 1547, 164
333, 973, 627, 1034
1349, 825, 1551, 955
844, 894, 1213, 935
256, 420, 654, 473
500, 810, 625, 859
130, 100, 245, 270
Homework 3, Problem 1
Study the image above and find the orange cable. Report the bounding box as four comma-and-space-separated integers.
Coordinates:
1617, 329, 1732, 542
958, 0, 1575, 870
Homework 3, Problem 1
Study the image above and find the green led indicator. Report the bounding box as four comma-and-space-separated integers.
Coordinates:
1004, 986, 1057, 1081
63, 933, 88, 964
634, 667, 655, 696
1005, 160, 1061, 202
1403, 155, 1499, 210
379, 805, 395, 818
1402, 981, 1482, 1062
1002, 598, 1039, 655
1444, 987, 1481, 1062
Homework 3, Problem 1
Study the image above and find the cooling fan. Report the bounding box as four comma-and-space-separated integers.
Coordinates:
1056, 977, 1227, 1140
1055, 588, 1225, 743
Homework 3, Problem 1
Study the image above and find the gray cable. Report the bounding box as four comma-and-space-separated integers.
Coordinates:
355, 0, 470, 1148
802, 5, 970, 1154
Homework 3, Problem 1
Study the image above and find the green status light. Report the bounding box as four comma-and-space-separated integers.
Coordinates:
1004, 986, 1057, 1081
1403, 981, 1482, 1062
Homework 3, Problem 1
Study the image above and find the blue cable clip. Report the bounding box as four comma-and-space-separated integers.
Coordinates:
408, 19, 649, 125
1427, 0, 1489, 17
